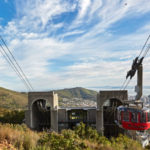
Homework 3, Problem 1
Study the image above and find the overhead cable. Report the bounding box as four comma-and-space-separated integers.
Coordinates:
138, 35, 150, 58
123, 79, 131, 90
123, 44, 150, 91
0, 44, 31, 91
121, 35, 150, 90
128, 58, 150, 96
0, 36, 34, 91
120, 79, 127, 90
143, 44, 150, 58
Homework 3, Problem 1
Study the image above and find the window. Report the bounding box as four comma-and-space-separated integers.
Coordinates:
140, 113, 146, 123
123, 111, 129, 122
58, 124, 64, 126
68, 110, 87, 121
148, 113, 150, 122
131, 112, 138, 123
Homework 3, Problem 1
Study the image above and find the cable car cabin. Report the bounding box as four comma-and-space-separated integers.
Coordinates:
115, 100, 150, 131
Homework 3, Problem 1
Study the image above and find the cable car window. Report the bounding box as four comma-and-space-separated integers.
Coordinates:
123, 111, 129, 122
140, 113, 146, 123
131, 112, 138, 123
148, 113, 150, 122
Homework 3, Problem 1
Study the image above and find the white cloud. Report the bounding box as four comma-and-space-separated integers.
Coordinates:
77, 0, 91, 20
89, 0, 102, 17
0, 0, 150, 92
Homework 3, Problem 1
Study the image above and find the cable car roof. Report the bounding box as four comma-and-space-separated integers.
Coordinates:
117, 105, 150, 113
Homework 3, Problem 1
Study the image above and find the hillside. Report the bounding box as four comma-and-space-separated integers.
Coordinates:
0, 87, 97, 109
55, 87, 97, 101
0, 87, 28, 109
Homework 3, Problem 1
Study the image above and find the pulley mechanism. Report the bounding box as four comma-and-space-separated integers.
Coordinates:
126, 57, 144, 79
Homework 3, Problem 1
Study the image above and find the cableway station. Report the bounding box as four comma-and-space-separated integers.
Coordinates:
25, 35, 150, 146
0, 33, 150, 147
25, 90, 128, 137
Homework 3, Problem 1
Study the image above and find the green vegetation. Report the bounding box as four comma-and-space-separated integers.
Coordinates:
0, 123, 39, 150
0, 109, 25, 124
55, 87, 97, 101
0, 122, 145, 150
0, 87, 28, 109
0, 87, 97, 109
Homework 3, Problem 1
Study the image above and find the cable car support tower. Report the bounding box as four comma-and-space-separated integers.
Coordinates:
119, 35, 150, 140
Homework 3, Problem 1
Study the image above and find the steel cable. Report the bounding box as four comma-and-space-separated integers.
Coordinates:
123, 79, 131, 90
0, 45, 31, 91
128, 54, 150, 96
138, 35, 150, 58
0, 36, 34, 91
120, 79, 127, 90
121, 35, 150, 90
143, 44, 150, 58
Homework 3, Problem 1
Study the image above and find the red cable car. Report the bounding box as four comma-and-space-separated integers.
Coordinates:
115, 100, 150, 130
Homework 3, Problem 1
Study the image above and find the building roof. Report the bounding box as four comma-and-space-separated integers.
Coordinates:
58, 106, 96, 110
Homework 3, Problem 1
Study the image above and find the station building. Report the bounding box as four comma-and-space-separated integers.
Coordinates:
25, 90, 128, 137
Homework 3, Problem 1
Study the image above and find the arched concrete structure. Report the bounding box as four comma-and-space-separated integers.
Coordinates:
31, 98, 51, 131
25, 91, 58, 132
96, 90, 128, 135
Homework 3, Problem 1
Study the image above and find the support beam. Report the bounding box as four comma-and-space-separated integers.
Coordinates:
135, 65, 143, 100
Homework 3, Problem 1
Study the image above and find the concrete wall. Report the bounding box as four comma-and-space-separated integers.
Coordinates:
88, 109, 96, 122
25, 91, 58, 132
25, 110, 30, 127
58, 109, 68, 132
58, 109, 67, 122
96, 90, 128, 135
25, 90, 128, 134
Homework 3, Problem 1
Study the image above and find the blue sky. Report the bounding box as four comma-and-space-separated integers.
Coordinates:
0, 0, 150, 95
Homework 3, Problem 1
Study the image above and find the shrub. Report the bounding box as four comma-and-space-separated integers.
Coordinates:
0, 122, 145, 150
0, 124, 39, 150
110, 134, 143, 150
73, 122, 102, 142
61, 129, 79, 139
74, 122, 86, 139
0, 110, 25, 124
85, 126, 99, 141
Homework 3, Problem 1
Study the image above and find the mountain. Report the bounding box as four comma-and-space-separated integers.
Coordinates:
55, 87, 98, 101
0, 87, 28, 109
0, 87, 98, 109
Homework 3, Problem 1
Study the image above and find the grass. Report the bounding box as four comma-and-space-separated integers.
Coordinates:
0, 123, 39, 150
0, 122, 146, 150
0, 87, 28, 109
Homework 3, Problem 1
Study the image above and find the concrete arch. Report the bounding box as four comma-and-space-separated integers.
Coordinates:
96, 90, 128, 135
25, 91, 58, 132
101, 97, 123, 108
30, 98, 52, 129
103, 98, 124, 137
30, 98, 52, 110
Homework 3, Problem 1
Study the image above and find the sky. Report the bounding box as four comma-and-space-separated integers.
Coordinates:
0, 0, 150, 95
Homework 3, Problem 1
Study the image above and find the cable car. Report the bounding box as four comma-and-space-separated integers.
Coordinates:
115, 100, 150, 130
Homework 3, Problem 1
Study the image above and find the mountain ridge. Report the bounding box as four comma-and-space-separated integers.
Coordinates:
0, 87, 98, 109
54, 87, 97, 101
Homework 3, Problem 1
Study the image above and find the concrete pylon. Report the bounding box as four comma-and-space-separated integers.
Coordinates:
131, 65, 143, 140
96, 91, 128, 135
25, 91, 58, 132
135, 65, 143, 100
